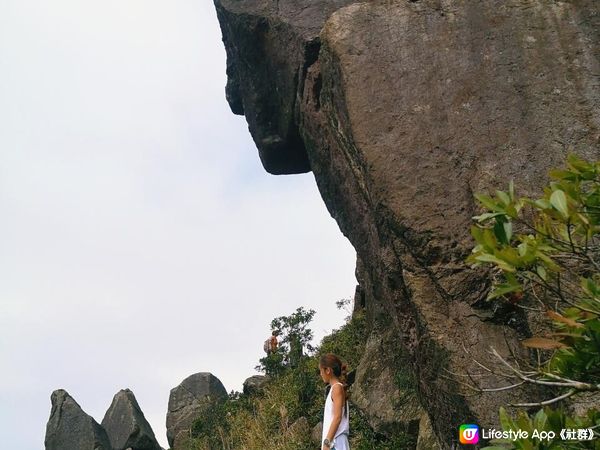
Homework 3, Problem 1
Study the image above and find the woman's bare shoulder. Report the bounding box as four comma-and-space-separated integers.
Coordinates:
331, 383, 345, 397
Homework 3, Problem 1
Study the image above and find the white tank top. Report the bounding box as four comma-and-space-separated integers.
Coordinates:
322, 382, 350, 444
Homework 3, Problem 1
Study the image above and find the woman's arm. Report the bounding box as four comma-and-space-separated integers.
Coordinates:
323, 384, 344, 449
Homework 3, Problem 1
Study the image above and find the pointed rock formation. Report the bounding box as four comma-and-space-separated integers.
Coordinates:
101, 388, 162, 450
44, 389, 112, 450
166, 372, 227, 450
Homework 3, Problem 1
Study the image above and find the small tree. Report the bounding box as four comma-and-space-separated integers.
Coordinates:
257, 307, 316, 375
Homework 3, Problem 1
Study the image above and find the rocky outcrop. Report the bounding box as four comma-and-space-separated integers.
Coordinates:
311, 421, 323, 446
44, 389, 112, 450
214, 0, 600, 448
243, 374, 269, 396
288, 416, 310, 435
416, 412, 441, 450
352, 330, 422, 437
214, 0, 356, 175
166, 372, 228, 449
101, 389, 162, 450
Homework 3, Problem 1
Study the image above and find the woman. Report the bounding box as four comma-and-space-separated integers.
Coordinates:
319, 353, 350, 450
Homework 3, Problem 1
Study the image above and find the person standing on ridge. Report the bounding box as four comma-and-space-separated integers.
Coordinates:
264, 331, 279, 355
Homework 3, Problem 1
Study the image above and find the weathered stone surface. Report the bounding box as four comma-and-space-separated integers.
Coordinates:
242, 374, 269, 396
289, 416, 310, 435
215, 0, 600, 448
101, 389, 161, 450
214, 0, 357, 174
311, 421, 323, 446
352, 330, 422, 436
416, 412, 442, 450
45, 389, 112, 450
166, 372, 227, 450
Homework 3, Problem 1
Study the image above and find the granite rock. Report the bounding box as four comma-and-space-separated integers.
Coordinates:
45, 389, 112, 450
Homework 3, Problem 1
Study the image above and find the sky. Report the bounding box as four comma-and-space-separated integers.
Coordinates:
0, 1, 356, 449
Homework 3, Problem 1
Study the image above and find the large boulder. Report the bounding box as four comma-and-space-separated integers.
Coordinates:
242, 375, 269, 396
214, 0, 600, 447
101, 388, 161, 450
44, 389, 112, 450
166, 372, 228, 450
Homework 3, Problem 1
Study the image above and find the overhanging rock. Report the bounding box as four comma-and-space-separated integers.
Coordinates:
214, 0, 600, 447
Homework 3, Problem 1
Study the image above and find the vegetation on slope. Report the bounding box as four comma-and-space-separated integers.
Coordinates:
184, 302, 417, 450
468, 154, 600, 449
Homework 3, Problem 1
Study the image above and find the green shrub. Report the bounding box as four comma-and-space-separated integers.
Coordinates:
256, 307, 316, 376
482, 407, 600, 450
468, 154, 600, 448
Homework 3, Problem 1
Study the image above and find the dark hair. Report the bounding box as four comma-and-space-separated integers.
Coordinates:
320, 353, 350, 416
319, 353, 347, 378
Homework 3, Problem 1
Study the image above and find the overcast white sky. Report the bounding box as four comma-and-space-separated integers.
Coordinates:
0, 1, 356, 449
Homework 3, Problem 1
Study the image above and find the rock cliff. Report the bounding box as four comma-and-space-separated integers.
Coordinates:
213, 0, 600, 447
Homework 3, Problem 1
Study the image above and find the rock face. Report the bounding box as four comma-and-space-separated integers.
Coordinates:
311, 421, 323, 446
242, 374, 269, 395
101, 389, 162, 450
214, 0, 356, 174
45, 389, 112, 450
352, 330, 423, 437
166, 372, 228, 449
417, 413, 441, 450
289, 416, 310, 435
214, 0, 600, 448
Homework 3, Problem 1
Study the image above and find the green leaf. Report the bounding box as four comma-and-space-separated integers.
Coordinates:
474, 254, 516, 272
475, 193, 500, 211
503, 221, 513, 242
533, 199, 552, 210
549, 169, 578, 181
536, 252, 559, 271
496, 190, 511, 206
516, 411, 533, 432
517, 241, 528, 257
473, 212, 504, 222
483, 228, 499, 251
536, 265, 547, 281
533, 408, 547, 431
494, 219, 509, 244
567, 153, 591, 173
583, 277, 599, 297
497, 248, 521, 266
550, 189, 569, 218
470, 225, 483, 242
488, 283, 522, 300
499, 407, 516, 431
